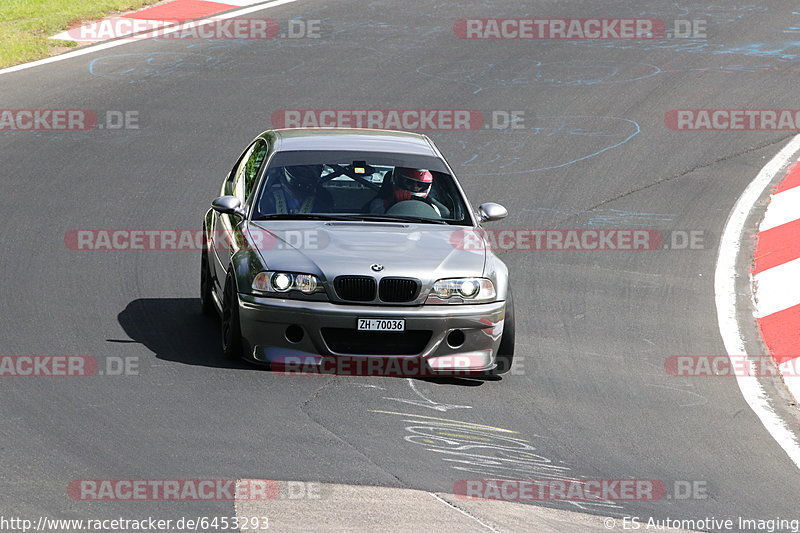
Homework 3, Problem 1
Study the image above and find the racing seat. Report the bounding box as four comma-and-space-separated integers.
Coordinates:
360, 169, 395, 213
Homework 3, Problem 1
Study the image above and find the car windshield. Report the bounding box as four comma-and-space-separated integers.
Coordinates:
252, 150, 471, 225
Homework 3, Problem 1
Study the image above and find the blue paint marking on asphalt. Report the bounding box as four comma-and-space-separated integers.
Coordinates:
514, 207, 677, 227
88, 47, 306, 81
417, 61, 664, 94
88, 52, 218, 81
439, 116, 641, 176
566, 39, 800, 61
555, 4, 800, 61
418, 57, 799, 92
709, 42, 800, 60
783, 12, 800, 33
513, 116, 640, 174
586, 209, 677, 227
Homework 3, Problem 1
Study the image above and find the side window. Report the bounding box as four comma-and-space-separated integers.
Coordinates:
227, 143, 255, 197
244, 141, 268, 200
232, 140, 268, 201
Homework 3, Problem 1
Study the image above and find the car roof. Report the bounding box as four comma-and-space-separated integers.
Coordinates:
269, 128, 438, 156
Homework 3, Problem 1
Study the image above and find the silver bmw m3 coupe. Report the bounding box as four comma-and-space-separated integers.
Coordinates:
201, 128, 514, 377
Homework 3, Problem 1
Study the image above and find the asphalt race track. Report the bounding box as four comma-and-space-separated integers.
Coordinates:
2, 0, 800, 531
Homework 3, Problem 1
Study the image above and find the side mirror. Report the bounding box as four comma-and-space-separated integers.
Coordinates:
477, 202, 508, 223
211, 196, 246, 218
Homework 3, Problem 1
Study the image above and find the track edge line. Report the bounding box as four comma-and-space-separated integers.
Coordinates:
714, 133, 800, 470
0, 0, 298, 77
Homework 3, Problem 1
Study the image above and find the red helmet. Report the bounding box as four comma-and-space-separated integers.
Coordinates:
393, 167, 433, 201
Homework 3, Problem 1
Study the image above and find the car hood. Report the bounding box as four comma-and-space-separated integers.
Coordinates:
247, 220, 486, 284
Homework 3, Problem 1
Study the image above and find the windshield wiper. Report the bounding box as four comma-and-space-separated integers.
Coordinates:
352, 215, 449, 225
253, 214, 358, 221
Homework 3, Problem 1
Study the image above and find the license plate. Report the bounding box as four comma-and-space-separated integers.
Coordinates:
357, 318, 405, 331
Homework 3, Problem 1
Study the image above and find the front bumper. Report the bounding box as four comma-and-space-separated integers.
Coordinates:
237, 294, 507, 375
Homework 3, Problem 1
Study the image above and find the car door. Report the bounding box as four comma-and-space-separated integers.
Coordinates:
211, 139, 269, 287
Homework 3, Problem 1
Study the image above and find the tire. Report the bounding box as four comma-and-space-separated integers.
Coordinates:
200, 248, 215, 317
493, 288, 516, 375
221, 274, 244, 361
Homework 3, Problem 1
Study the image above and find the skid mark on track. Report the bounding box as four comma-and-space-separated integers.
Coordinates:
644, 383, 709, 408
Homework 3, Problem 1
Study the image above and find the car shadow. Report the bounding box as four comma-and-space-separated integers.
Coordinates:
417, 376, 499, 386
116, 298, 252, 369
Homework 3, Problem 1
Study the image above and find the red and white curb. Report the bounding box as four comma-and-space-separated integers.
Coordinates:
715, 135, 800, 469
753, 161, 800, 403
52, 0, 269, 42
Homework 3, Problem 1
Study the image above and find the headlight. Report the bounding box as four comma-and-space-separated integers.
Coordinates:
294, 274, 318, 294
252, 272, 272, 292
252, 271, 324, 295
426, 278, 496, 304
271, 273, 292, 292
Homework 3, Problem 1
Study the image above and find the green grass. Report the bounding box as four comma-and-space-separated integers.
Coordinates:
0, 0, 163, 68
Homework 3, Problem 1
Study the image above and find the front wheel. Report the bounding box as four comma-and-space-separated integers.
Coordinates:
493, 289, 515, 375
200, 248, 215, 316
221, 274, 244, 361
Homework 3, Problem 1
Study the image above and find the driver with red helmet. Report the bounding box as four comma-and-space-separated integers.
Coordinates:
368, 167, 443, 215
